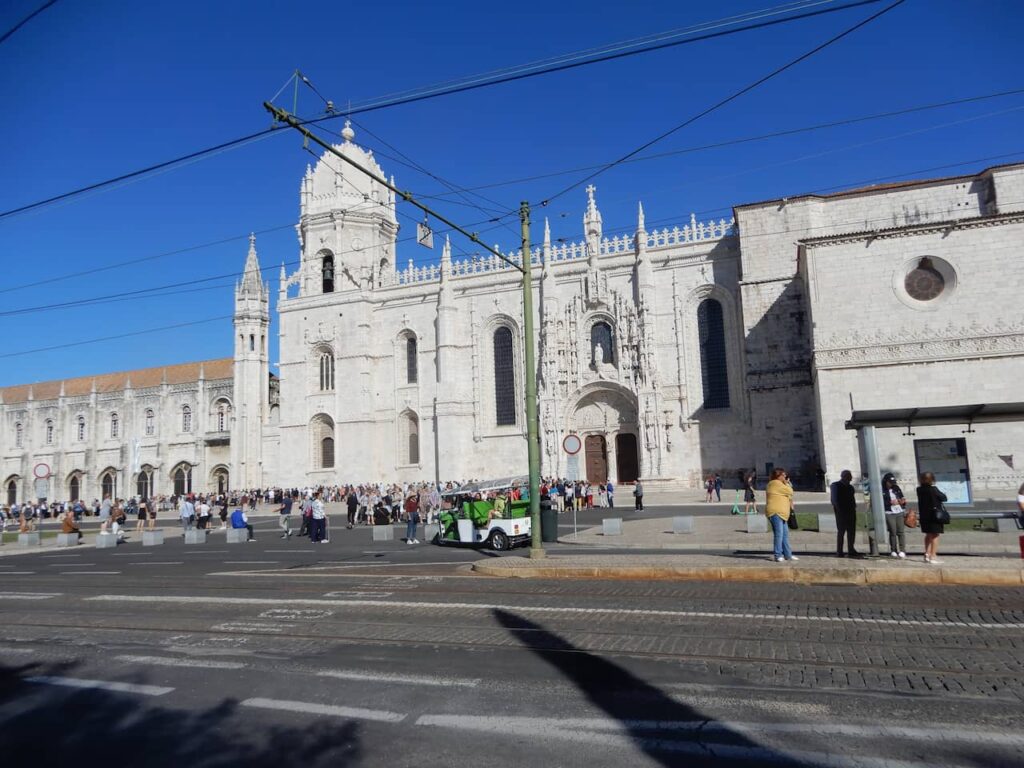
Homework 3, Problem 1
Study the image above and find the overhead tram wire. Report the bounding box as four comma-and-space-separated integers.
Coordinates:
411, 86, 1024, 201
0, 0, 882, 223
538, 0, 908, 208
0, 0, 60, 46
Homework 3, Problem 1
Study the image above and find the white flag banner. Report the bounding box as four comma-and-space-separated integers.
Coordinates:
417, 220, 434, 249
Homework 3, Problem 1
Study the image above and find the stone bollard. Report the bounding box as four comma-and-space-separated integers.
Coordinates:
372, 525, 394, 542
95, 532, 118, 548
996, 517, 1018, 534
142, 530, 164, 547
817, 513, 837, 533
746, 515, 768, 534
18, 532, 42, 547
672, 516, 695, 534
602, 518, 622, 536
56, 533, 80, 548
226, 528, 248, 544
184, 529, 206, 544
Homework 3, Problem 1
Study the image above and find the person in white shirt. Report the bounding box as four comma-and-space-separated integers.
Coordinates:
179, 496, 196, 534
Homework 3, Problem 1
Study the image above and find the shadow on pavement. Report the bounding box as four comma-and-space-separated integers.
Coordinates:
0, 660, 361, 767
492, 608, 803, 767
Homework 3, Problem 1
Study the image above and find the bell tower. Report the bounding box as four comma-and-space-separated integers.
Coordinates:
232, 233, 269, 488
295, 120, 399, 293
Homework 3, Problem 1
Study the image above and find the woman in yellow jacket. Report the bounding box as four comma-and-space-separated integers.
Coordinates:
765, 468, 798, 562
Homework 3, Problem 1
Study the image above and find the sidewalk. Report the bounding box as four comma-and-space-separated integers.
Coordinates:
471, 516, 1024, 587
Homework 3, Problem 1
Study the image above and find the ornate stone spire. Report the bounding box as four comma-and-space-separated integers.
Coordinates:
583, 184, 602, 260
636, 201, 648, 261
542, 217, 552, 277
440, 235, 452, 282
239, 233, 263, 294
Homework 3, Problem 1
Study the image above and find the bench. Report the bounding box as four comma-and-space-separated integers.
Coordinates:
947, 510, 1022, 533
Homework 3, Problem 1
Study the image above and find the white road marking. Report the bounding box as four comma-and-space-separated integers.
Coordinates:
41, 555, 81, 559
242, 697, 405, 723
5, 647, 36, 654
414, 714, 1011, 767
182, 550, 228, 554
113, 552, 152, 556
0, 592, 60, 599
258, 608, 333, 620
85, 594, 1024, 630
319, 669, 479, 688
212, 621, 290, 634
0, 571, 37, 575
115, 654, 245, 670
59, 571, 121, 575
26, 676, 173, 697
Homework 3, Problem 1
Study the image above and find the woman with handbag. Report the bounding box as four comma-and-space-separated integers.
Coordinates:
765, 468, 798, 562
916, 471, 948, 564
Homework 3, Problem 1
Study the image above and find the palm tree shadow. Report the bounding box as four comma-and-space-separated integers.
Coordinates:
492, 608, 808, 767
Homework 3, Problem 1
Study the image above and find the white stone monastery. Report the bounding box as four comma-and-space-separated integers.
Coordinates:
3, 122, 1023, 503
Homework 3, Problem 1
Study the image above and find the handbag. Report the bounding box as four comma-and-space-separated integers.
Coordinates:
787, 511, 799, 530
935, 501, 951, 525
903, 507, 919, 528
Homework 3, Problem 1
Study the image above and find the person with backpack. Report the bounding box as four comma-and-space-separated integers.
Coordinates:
299, 495, 314, 538
278, 493, 294, 538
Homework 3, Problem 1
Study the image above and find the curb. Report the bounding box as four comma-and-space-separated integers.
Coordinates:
471, 561, 1024, 587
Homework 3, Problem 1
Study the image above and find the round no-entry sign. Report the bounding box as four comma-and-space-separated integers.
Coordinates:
562, 435, 582, 455
33, 462, 51, 479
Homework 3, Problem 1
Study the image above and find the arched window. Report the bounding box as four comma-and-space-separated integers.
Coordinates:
137, 467, 153, 499
45, 419, 54, 445
172, 464, 192, 496
493, 327, 516, 426
100, 470, 116, 500
144, 409, 154, 436
110, 413, 119, 439
310, 414, 335, 470
407, 412, 420, 464
77, 415, 86, 441
406, 336, 418, 384
590, 321, 615, 366
15, 422, 23, 448
6, 478, 17, 506
697, 298, 730, 409
217, 405, 227, 432
321, 437, 335, 468
182, 405, 192, 433
69, 474, 80, 502
319, 352, 334, 391
322, 253, 335, 293
249, 334, 255, 352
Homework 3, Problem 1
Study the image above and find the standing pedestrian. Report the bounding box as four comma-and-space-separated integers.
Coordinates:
633, 480, 644, 511
881, 472, 907, 559
178, 496, 195, 535
743, 473, 757, 515
765, 467, 798, 562
278, 493, 294, 538
606, 480, 614, 509
346, 491, 357, 529
713, 473, 723, 502
704, 475, 714, 503
310, 493, 326, 543
830, 470, 860, 557
917, 472, 948, 564
406, 495, 421, 544
135, 497, 148, 533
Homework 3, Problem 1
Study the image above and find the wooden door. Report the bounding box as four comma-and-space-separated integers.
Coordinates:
585, 435, 608, 484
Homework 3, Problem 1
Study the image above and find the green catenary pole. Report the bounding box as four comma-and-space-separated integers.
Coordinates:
520, 202, 544, 559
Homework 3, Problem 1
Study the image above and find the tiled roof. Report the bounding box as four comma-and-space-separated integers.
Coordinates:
0, 358, 233, 405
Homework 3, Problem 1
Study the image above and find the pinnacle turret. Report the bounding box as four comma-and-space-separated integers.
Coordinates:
239, 233, 264, 295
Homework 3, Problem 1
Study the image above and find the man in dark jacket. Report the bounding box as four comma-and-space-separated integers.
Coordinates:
830, 470, 860, 557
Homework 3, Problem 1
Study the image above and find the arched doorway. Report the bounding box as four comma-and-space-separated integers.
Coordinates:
615, 434, 640, 482
570, 385, 641, 484
211, 467, 229, 495
136, 466, 153, 499
69, 474, 81, 502
5, 477, 18, 506
100, 470, 117, 500
584, 435, 608, 483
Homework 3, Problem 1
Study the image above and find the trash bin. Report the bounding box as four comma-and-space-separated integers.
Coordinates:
540, 498, 558, 543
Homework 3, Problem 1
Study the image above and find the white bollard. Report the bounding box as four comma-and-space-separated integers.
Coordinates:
56, 533, 80, 547
183, 529, 206, 544
672, 516, 695, 534
142, 530, 164, 546
226, 528, 248, 544
17, 532, 41, 547
602, 518, 622, 536
95, 532, 118, 548
372, 525, 394, 541
746, 515, 768, 533
817, 513, 838, 533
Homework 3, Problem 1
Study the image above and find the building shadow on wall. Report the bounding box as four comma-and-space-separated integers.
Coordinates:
0, 660, 362, 768
491, 608, 803, 767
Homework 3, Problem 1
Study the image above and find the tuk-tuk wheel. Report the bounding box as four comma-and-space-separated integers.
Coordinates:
431, 532, 440, 545
489, 530, 510, 551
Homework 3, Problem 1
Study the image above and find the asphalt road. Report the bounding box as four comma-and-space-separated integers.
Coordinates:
1, 517, 1022, 768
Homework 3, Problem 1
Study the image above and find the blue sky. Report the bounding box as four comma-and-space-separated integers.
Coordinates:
1, 0, 1021, 386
